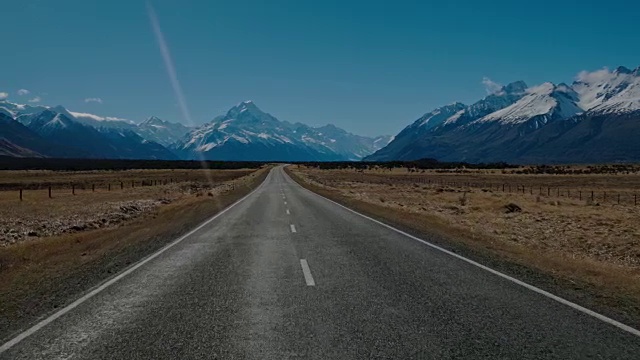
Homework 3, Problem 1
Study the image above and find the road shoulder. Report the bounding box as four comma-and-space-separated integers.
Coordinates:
284, 165, 640, 330
0, 167, 271, 341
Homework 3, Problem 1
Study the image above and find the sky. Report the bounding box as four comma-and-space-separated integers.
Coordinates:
2, 0, 639, 137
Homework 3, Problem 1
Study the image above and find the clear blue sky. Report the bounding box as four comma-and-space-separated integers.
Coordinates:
2, 0, 639, 136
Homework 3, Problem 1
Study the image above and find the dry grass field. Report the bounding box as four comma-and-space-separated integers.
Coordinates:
288, 165, 640, 324
0, 167, 269, 338
0, 169, 254, 245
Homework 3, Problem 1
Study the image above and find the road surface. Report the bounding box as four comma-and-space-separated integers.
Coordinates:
2, 166, 639, 359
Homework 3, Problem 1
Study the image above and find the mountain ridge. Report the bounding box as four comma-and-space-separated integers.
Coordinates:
366, 65, 640, 164
0, 100, 389, 161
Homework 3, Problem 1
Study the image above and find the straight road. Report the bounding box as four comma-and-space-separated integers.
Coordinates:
2, 166, 639, 359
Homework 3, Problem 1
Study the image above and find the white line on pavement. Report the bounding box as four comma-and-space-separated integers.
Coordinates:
286, 209, 290, 215
300, 259, 315, 286
290, 224, 297, 233
284, 167, 640, 338
0, 170, 273, 354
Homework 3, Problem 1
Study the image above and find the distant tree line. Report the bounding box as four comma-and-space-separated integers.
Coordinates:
292, 158, 518, 170
512, 164, 640, 175
0, 157, 266, 171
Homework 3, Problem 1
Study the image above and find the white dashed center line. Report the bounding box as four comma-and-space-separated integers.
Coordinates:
290, 224, 297, 233
286, 209, 290, 215
300, 259, 315, 286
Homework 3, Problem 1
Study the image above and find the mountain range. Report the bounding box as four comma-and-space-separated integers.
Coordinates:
174, 101, 392, 161
366, 66, 640, 164
0, 100, 391, 161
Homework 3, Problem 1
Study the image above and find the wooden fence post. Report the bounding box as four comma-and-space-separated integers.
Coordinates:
617, 194, 620, 204
591, 191, 594, 201
48, 186, 52, 199
121, 181, 124, 189
108, 184, 111, 191
579, 191, 582, 200
132, 180, 135, 188
20, 188, 23, 201
92, 184, 95, 192
72, 184, 75, 195
548, 187, 551, 196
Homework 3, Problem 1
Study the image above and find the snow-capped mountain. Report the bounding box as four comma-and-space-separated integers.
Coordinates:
369, 81, 528, 161
26, 110, 177, 159
137, 116, 192, 147
477, 82, 582, 127
0, 101, 190, 157
0, 112, 66, 157
175, 101, 390, 161
573, 66, 640, 114
0, 105, 177, 159
366, 65, 640, 164
1, 99, 388, 161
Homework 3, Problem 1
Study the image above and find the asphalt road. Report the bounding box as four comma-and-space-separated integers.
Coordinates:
2, 166, 639, 359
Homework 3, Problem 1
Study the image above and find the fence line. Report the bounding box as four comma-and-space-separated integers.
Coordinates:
11, 177, 186, 201
340, 174, 639, 206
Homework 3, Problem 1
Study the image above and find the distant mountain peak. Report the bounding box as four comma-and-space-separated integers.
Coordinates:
503, 80, 527, 94
615, 65, 633, 74
226, 100, 264, 118
0, 106, 14, 119
142, 116, 164, 125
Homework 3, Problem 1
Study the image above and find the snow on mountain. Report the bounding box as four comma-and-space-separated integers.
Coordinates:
176, 101, 389, 161
0, 101, 48, 121
1, 99, 389, 161
442, 81, 528, 127
367, 65, 640, 164
573, 66, 640, 114
0, 106, 14, 119
478, 82, 582, 125
367, 82, 529, 162
415, 103, 467, 130
137, 116, 192, 147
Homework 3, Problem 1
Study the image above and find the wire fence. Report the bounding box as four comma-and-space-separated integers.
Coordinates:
9, 178, 184, 201
324, 174, 640, 206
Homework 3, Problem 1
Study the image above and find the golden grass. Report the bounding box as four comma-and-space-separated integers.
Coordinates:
0, 168, 253, 190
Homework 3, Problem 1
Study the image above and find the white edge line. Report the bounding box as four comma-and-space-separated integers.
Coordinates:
300, 259, 315, 286
0, 169, 273, 354
290, 224, 297, 233
283, 167, 640, 338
